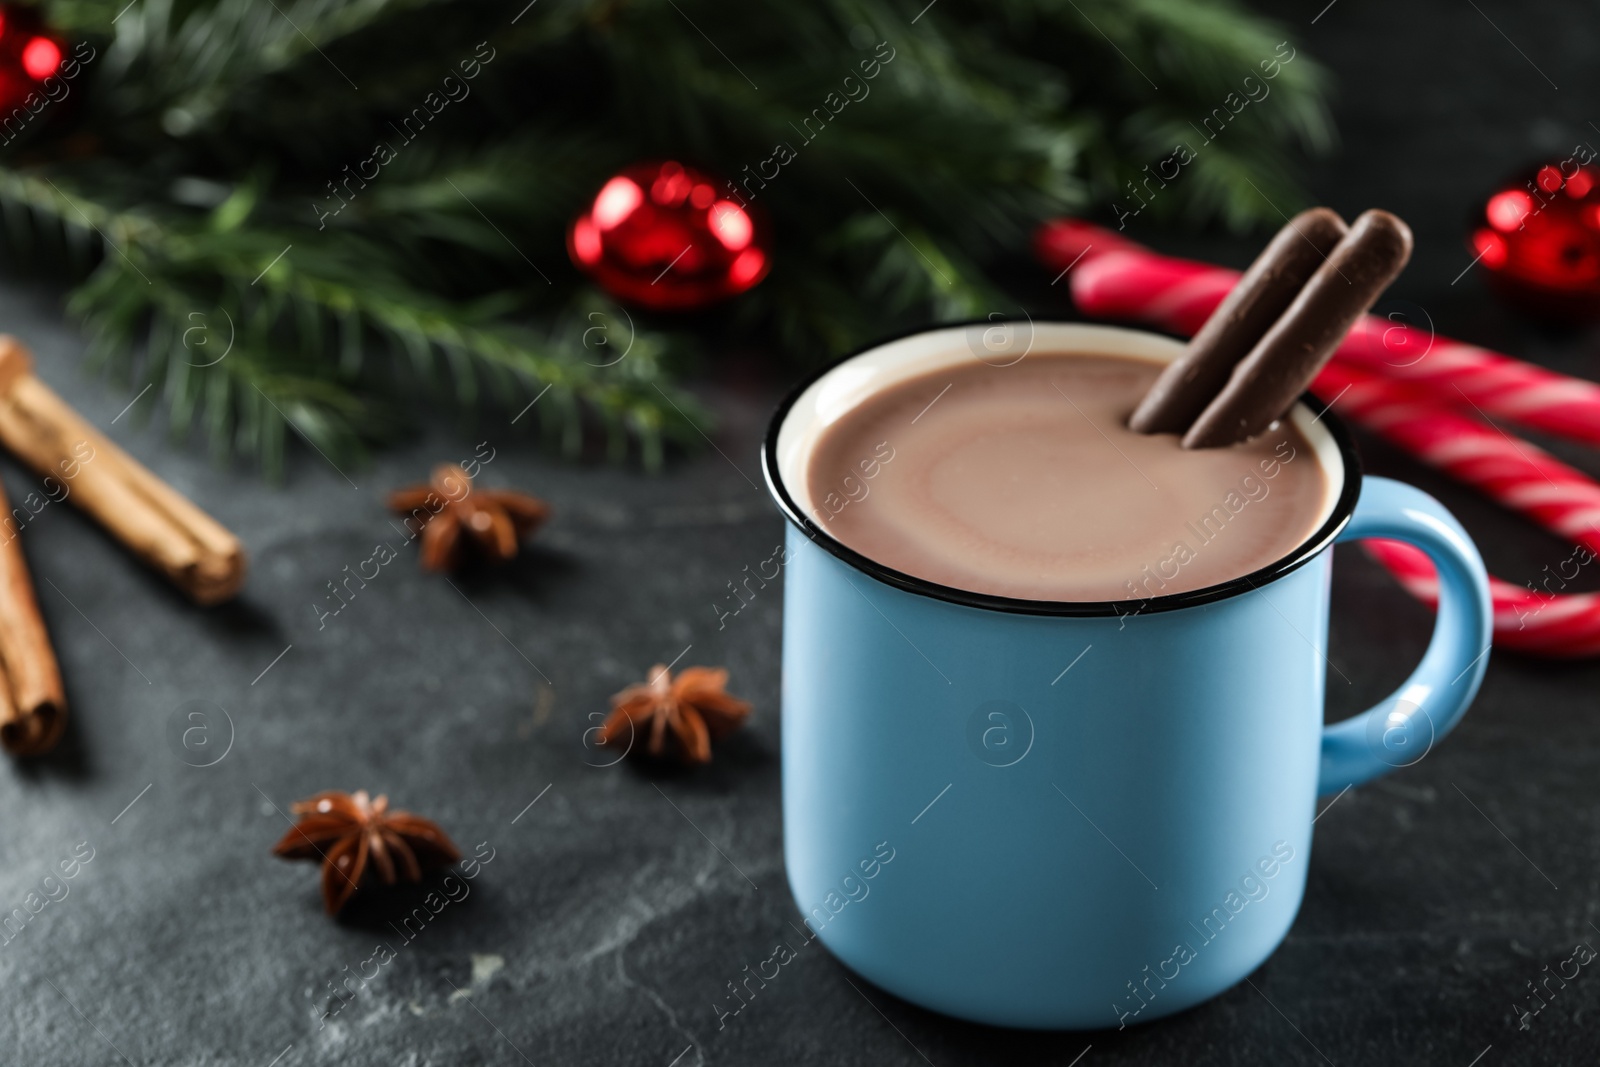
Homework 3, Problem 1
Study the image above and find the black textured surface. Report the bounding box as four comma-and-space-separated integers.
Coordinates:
1, 4, 1597, 1064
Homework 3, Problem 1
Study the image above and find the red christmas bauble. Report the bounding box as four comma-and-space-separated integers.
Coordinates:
1470, 161, 1600, 320
0, 4, 65, 114
568, 161, 770, 311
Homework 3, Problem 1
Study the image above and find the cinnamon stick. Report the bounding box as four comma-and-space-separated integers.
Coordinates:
1183, 210, 1413, 448
1129, 207, 1348, 435
0, 475, 65, 756
0, 338, 246, 604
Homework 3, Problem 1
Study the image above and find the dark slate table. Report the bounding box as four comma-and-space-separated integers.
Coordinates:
1, 3, 1596, 1064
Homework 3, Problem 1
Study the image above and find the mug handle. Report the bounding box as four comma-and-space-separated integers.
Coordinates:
1319, 476, 1494, 795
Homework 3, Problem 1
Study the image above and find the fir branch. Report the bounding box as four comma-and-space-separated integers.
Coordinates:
0, 164, 705, 471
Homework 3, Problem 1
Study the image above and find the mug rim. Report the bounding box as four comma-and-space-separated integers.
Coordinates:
760, 319, 1364, 618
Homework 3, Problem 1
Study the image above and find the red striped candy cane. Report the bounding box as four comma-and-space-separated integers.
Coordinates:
1316, 361, 1600, 656
1037, 220, 1600, 446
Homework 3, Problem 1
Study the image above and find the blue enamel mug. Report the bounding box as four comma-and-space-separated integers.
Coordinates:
761, 323, 1493, 1029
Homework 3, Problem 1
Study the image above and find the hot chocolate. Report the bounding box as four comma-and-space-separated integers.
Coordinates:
802, 352, 1329, 602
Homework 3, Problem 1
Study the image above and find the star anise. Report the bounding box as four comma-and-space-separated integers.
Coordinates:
271, 790, 462, 914
599, 665, 752, 764
388, 464, 550, 572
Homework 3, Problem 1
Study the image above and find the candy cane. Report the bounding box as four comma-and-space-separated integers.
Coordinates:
1037, 220, 1600, 446
1034, 219, 1600, 655
1315, 361, 1600, 656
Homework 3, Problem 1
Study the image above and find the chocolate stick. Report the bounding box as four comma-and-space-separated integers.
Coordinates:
1183, 209, 1413, 449
1130, 207, 1348, 435
0, 476, 66, 756
0, 338, 247, 604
